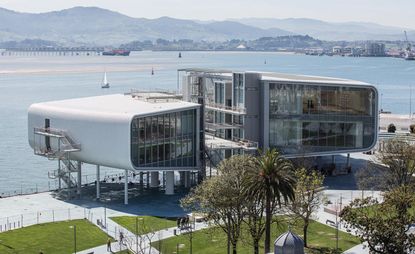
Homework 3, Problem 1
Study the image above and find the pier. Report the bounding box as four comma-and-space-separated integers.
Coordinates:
0, 47, 106, 56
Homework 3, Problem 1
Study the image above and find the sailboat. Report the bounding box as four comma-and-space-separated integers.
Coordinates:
101, 72, 110, 88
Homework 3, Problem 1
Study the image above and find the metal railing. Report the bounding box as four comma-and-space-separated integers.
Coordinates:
205, 134, 258, 150
205, 102, 246, 114
0, 207, 94, 233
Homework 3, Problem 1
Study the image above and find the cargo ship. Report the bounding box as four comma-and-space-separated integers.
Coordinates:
102, 49, 130, 56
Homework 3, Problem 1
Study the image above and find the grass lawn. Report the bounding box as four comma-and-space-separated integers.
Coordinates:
0, 219, 111, 254
110, 216, 177, 235
152, 217, 360, 254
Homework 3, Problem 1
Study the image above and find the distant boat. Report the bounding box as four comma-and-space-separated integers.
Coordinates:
404, 51, 415, 61
102, 49, 130, 56
179, 52, 182, 58
101, 72, 110, 88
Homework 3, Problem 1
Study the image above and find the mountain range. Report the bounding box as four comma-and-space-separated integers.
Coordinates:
0, 6, 413, 46
230, 18, 413, 41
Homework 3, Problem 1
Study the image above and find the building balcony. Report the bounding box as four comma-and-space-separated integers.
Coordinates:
205, 134, 257, 151
205, 103, 246, 115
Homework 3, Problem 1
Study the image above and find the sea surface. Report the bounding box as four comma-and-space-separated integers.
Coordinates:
0, 51, 414, 194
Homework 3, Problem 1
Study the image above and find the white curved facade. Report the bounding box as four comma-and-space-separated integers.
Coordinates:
28, 93, 201, 171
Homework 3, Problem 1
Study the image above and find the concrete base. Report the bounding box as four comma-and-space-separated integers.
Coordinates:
165, 171, 174, 195
150, 172, 159, 188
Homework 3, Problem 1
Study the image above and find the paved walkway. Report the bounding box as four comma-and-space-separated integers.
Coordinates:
343, 243, 369, 254
78, 217, 210, 254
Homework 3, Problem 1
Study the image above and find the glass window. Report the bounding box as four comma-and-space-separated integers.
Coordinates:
131, 109, 197, 168
139, 118, 145, 143
269, 83, 377, 155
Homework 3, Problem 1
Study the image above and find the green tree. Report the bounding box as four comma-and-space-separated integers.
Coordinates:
288, 168, 325, 247
340, 186, 415, 254
181, 155, 253, 254
241, 182, 266, 254
246, 149, 296, 253
377, 139, 415, 188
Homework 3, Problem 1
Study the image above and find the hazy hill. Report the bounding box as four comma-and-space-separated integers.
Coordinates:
0, 7, 292, 46
230, 18, 414, 41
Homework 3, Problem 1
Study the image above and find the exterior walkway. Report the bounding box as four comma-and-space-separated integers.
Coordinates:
78, 218, 210, 254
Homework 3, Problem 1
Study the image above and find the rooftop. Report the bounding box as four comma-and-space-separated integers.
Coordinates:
180, 68, 370, 86
30, 93, 200, 118
259, 72, 369, 86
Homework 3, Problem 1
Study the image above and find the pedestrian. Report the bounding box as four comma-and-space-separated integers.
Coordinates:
107, 238, 112, 252
180, 217, 186, 229
176, 217, 181, 228
119, 231, 124, 245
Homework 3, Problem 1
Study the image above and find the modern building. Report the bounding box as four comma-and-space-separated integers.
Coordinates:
28, 92, 201, 204
364, 42, 386, 57
332, 46, 343, 54
180, 68, 378, 162
28, 69, 378, 204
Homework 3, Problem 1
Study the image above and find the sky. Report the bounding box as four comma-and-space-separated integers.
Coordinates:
0, 0, 414, 29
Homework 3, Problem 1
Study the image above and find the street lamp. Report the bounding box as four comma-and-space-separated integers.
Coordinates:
101, 197, 111, 229
135, 217, 143, 254
69, 225, 77, 254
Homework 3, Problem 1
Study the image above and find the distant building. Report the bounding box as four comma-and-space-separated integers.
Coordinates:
365, 42, 386, 57
305, 47, 323, 55
236, 44, 247, 50
343, 46, 353, 55
351, 46, 364, 56
332, 46, 343, 54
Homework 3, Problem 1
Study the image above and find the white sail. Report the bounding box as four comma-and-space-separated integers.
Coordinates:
101, 72, 110, 88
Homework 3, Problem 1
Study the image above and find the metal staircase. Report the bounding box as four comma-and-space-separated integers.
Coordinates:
33, 127, 81, 197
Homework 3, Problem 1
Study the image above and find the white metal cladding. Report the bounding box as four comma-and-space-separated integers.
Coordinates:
28, 103, 133, 170
28, 94, 200, 171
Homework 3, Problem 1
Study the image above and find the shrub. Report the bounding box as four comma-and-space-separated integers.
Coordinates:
410, 124, 415, 134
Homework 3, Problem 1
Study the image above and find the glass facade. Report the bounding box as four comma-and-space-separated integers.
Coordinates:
269, 83, 376, 155
131, 109, 197, 168
233, 73, 244, 108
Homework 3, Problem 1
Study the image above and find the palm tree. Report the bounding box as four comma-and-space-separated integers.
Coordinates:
246, 149, 296, 253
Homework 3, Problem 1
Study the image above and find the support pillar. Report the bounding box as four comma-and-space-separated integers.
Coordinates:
150, 171, 159, 188
347, 153, 351, 167
146, 172, 150, 187
124, 169, 128, 205
184, 171, 191, 188
179, 171, 185, 186
165, 171, 174, 195
96, 165, 100, 200
139, 172, 144, 186
58, 159, 62, 189
77, 161, 82, 197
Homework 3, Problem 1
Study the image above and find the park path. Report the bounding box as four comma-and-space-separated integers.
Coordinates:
77, 210, 209, 254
